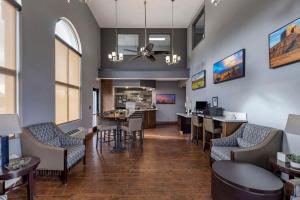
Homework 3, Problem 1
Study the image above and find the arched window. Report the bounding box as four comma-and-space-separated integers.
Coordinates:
0, 0, 21, 114
55, 18, 81, 124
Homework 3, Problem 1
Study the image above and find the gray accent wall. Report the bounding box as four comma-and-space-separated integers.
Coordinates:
20, 0, 100, 131
155, 81, 186, 123
99, 28, 188, 79
187, 0, 300, 153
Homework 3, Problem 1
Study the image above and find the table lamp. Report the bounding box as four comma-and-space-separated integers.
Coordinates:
285, 114, 300, 135
0, 114, 22, 167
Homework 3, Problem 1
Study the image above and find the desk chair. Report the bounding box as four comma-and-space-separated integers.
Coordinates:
203, 117, 222, 151
191, 115, 203, 145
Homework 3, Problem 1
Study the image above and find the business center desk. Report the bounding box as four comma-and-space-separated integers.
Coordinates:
177, 111, 247, 137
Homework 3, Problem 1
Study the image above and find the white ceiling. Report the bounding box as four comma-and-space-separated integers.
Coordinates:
87, 0, 204, 28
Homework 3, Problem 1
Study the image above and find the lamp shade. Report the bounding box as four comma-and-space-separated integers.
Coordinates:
0, 114, 22, 136
285, 114, 300, 135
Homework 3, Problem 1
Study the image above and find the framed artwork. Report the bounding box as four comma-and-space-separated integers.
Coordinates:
156, 94, 176, 104
192, 70, 206, 90
213, 49, 246, 84
269, 18, 300, 69
212, 97, 218, 107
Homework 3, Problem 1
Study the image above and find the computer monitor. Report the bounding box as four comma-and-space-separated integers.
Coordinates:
196, 101, 208, 111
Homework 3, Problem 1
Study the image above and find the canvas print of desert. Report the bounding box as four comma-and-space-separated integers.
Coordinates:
213, 50, 245, 84
192, 70, 206, 90
269, 18, 300, 68
156, 94, 176, 104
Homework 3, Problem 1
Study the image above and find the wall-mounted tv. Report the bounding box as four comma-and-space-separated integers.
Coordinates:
156, 94, 176, 104
213, 49, 245, 84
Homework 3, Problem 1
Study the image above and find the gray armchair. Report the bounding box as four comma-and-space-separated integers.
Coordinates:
286, 179, 300, 200
211, 123, 283, 169
20, 122, 86, 183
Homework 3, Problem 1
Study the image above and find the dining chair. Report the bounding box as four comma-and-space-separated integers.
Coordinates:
203, 117, 222, 151
96, 116, 117, 153
121, 112, 144, 149
191, 115, 203, 145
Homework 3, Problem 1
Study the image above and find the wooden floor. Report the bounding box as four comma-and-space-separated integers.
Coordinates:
9, 125, 212, 200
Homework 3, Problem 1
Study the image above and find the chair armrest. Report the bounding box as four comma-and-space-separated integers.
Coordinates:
211, 123, 246, 147
20, 128, 66, 171
285, 179, 300, 197
231, 129, 283, 170
59, 134, 85, 146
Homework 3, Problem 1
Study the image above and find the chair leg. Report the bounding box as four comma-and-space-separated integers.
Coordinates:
202, 131, 206, 151
96, 130, 99, 149
100, 131, 103, 154
196, 127, 199, 145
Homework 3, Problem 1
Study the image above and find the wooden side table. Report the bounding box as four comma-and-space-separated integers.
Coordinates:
269, 157, 300, 179
0, 156, 40, 200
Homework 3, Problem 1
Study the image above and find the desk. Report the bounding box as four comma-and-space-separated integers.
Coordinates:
197, 111, 247, 138
176, 113, 192, 134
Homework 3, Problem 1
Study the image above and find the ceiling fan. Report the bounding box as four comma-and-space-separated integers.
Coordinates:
124, 0, 167, 62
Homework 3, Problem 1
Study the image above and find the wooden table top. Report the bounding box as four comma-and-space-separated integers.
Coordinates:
0, 156, 40, 180
269, 157, 300, 177
212, 161, 283, 194
100, 113, 129, 121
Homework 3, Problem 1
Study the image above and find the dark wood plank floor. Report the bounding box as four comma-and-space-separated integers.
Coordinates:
9, 125, 212, 200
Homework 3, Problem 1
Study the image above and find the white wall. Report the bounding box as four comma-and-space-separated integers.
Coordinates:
20, 0, 100, 132
155, 81, 186, 123
187, 0, 300, 153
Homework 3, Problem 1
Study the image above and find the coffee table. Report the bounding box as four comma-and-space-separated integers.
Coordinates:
212, 161, 283, 200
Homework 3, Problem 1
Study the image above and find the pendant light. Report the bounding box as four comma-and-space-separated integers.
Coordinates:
108, 0, 124, 62
166, 0, 181, 65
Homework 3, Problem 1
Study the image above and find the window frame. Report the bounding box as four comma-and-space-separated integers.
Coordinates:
192, 6, 205, 49
54, 19, 82, 125
117, 33, 140, 56
148, 33, 171, 54
0, 0, 21, 114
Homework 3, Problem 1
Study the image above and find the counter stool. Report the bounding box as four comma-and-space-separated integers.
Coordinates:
96, 116, 117, 153
191, 115, 203, 145
203, 117, 222, 151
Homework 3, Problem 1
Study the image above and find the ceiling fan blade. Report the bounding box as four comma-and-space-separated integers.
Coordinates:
147, 55, 156, 62
154, 51, 170, 55
145, 43, 154, 52
124, 49, 138, 52
130, 55, 143, 61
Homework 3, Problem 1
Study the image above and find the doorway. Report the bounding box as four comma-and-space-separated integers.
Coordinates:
92, 88, 100, 127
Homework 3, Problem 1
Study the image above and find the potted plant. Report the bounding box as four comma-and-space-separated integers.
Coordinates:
287, 154, 300, 169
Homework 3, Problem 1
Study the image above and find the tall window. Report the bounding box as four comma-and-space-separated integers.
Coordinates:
0, 0, 21, 114
55, 18, 81, 124
192, 7, 205, 49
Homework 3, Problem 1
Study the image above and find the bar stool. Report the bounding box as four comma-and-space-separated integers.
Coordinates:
96, 116, 117, 153
191, 115, 203, 145
203, 117, 222, 151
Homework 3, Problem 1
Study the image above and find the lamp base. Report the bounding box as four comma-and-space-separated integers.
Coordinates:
1, 136, 9, 167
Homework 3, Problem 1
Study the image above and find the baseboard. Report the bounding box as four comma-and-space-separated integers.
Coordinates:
86, 127, 96, 140
156, 121, 177, 125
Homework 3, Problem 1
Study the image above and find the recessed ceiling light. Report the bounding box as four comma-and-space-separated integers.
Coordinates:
149, 38, 166, 41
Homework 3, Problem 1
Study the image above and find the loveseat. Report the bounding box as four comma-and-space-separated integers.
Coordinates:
211, 123, 282, 169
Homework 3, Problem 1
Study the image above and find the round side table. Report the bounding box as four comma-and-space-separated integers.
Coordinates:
0, 156, 40, 200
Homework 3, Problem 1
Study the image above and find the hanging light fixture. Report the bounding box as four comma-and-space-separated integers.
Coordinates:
166, 0, 181, 65
108, 0, 123, 62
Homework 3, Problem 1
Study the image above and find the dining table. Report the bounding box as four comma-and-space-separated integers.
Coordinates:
101, 112, 129, 153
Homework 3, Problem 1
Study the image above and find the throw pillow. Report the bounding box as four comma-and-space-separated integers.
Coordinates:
237, 138, 255, 148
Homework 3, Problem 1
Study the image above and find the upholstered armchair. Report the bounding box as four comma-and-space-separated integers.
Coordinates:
20, 122, 86, 183
286, 179, 300, 200
211, 123, 283, 169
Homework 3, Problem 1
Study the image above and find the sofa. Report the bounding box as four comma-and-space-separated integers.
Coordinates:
211, 123, 283, 169
20, 122, 86, 183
